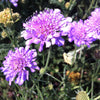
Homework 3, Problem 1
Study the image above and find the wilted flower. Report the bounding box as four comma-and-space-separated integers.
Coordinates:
85, 8, 100, 39
0, 47, 40, 85
67, 20, 95, 47
63, 46, 84, 65
63, 52, 76, 65
0, 8, 20, 27
21, 8, 72, 52
66, 71, 81, 84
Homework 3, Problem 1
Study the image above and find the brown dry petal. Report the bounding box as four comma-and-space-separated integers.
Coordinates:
66, 71, 81, 84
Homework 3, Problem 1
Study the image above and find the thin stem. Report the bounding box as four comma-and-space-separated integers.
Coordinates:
79, 47, 85, 87
63, 66, 66, 80
31, 80, 44, 100
80, 68, 84, 86
46, 73, 62, 83
40, 47, 51, 78
94, 96, 100, 100
91, 76, 94, 100
82, 0, 95, 19
24, 81, 28, 100
43, 52, 45, 66
44, 47, 51, 70
62, 66, 66, 88
95, 60, 100, 74
36, 85, 44, 100
8, 1, 14, 22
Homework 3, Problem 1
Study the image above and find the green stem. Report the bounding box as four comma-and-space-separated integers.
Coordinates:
62, 66, 66, 88
44, 47, 51, 70
46, 73, 62, 83
40, 47, 51, 78
82, 0, 95, 19
95, 60, 100, 74
24, 81, 28, 100
36, 85, 44, 100
79, 51, 85, 87
8, 1, 14, 22
94, 96, 100, 100
43, 52, 45, 66
63, 66, 66, 80
67, 0, 76, 16
91, 76, 94, 100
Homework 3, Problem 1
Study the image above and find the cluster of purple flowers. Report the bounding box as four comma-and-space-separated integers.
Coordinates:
0, 8, 100, 85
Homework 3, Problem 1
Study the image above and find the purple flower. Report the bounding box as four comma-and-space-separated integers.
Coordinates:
0, 47, 40, 85
21, 8, 72, 52
9, 0, 18, 7
2, 0, 18, 7
67, 20, 95, 47
85, 8, 100, 39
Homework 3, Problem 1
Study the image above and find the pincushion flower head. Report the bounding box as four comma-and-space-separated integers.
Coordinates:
0, 47, 40, 85
67, 20, 95, 47
85, 8, 100, 39
21, 8, 72, 52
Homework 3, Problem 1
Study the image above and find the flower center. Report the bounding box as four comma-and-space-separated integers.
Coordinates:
33, 17, 59, 39
12, 58, 26, 71
76, 28, 85, 39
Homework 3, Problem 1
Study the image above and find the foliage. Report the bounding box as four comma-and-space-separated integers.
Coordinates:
0, 0, 100, 100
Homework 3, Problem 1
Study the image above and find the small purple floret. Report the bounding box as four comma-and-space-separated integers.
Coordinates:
0, 47, 40, 85
9, 0, 18, 7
